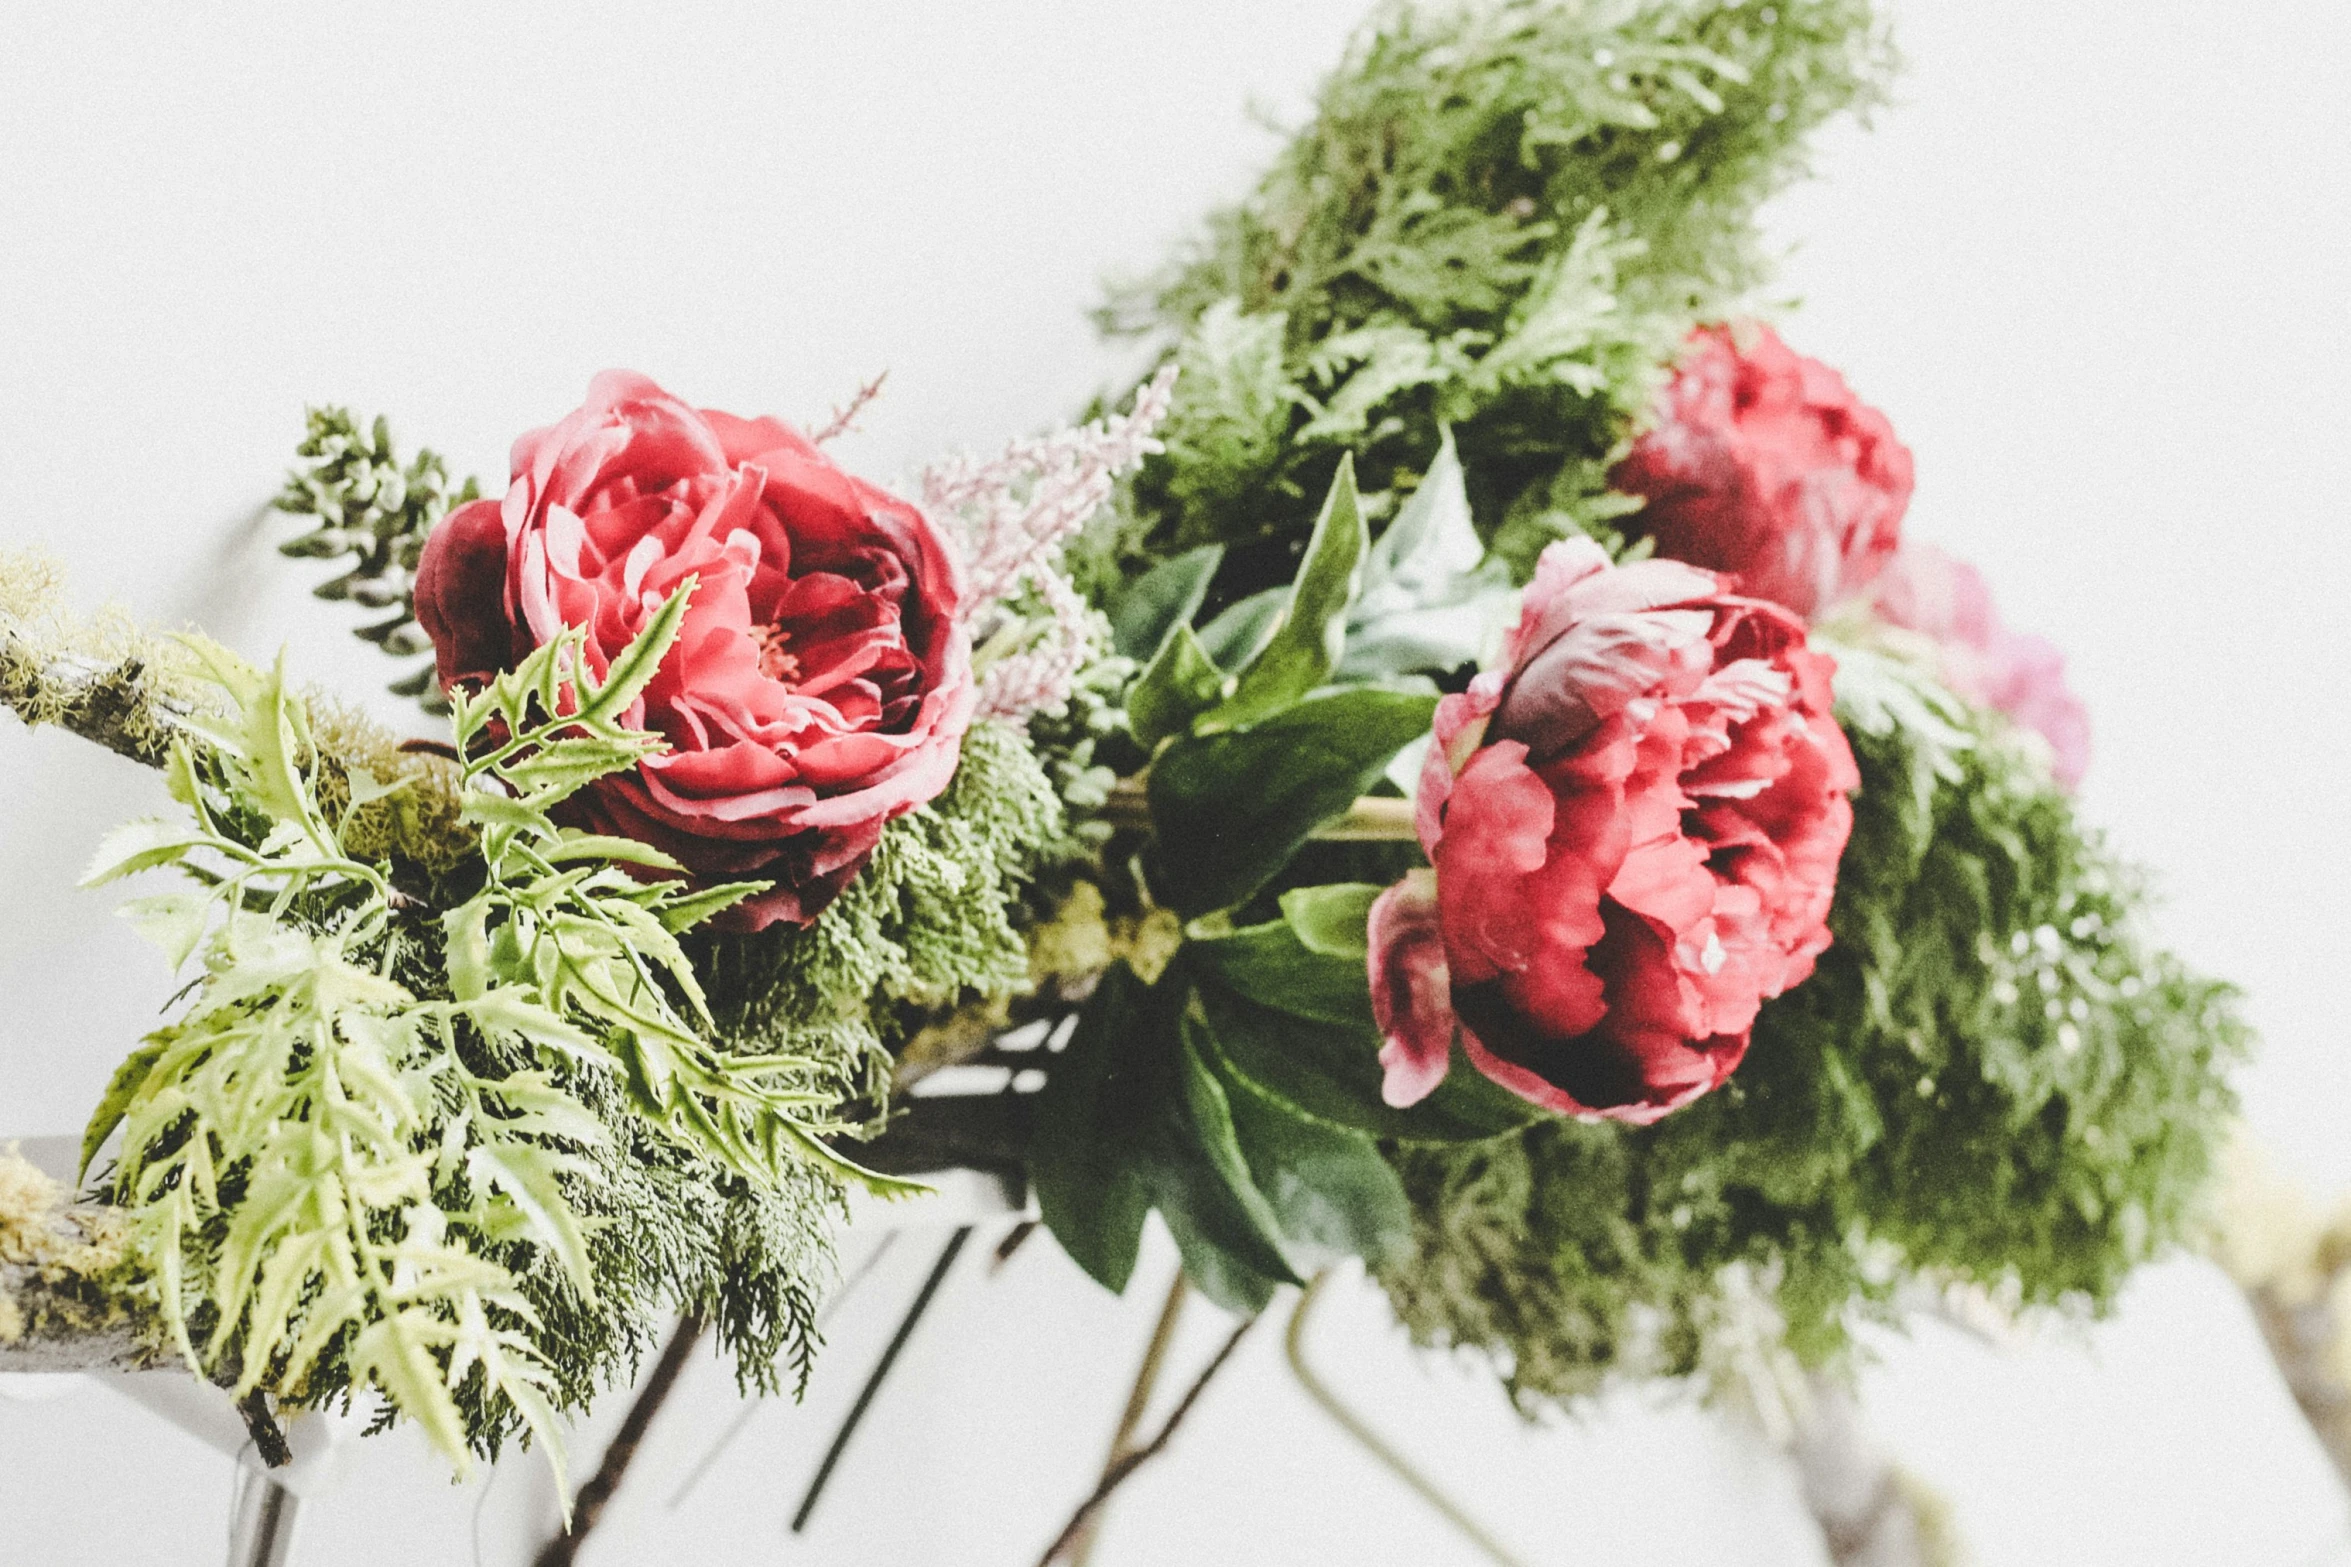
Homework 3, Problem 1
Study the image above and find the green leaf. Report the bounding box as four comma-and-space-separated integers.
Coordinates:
81, 818, 205, 887
544, 832, 687, 873
352, 1313, 469, 1467
1157, 1014, 1305, 1312
467, 1144, 598, 1299
574, 581, 694, 728
1339, 428, 1515, 682
1145, 686, 1436, 917
1212, 1045, 1412, 1267
443, 900, 494, 1003
1279, 882, 1383, 960
1192, 969, 1535, 1144
460, 791, 555, 834
496, 736, 653, 796
1127, 624, 1227, 752
1202, 456, 1370, 732
1029, 965, 1163, 1294
1196, 588, 1285, 672
80, 1038, 168, 1183
1111, 544, 1224, 660
1189, 912, 1379, 1031
120, 891, 211, 971
639, 880, 765, 934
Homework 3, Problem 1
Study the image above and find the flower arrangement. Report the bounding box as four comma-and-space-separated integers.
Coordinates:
0, 0, 2245, 1545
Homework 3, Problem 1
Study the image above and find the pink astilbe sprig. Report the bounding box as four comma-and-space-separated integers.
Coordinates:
971, 568, 1099, 724
920, 365, 1179, 722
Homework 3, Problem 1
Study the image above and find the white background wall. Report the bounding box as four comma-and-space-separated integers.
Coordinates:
2, 3, 2346, 1563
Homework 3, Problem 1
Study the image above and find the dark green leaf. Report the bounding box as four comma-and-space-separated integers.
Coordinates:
1159, 1013, 1306, 1310
1213, 1045, 1413, 1267
1029, 966, 1165, 1294
1111, 544, 1224, 660
1146, 686, 1436, 917
1193, 973, 1536, 1144
1127, 624, 1228, 752
1190, 913, 1379, 1031
1203, 456, 1369, 731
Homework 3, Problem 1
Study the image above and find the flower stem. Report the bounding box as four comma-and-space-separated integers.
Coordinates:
1284, 1270, 1529, 1567
1035, 1308, 1256, 1567
1068, 1269, 1190, 1567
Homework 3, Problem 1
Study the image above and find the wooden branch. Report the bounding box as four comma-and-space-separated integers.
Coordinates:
2241, 1283, 2351, 1489
0, 1151, 164, 1375
1035, 1310, 1257, 1567
0, 607, 202, 769
536, 1314, 709, 1567
1067, 1270, 1190, 1567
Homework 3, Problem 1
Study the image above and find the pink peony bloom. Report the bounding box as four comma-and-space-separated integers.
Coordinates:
1869, 542, 2091, 790
415, 371, 974, 930
1369, 538, 1858, 1124
1615, 323, 1914, 621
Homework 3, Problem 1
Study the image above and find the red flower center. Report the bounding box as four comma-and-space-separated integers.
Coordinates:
750, 622, 800, 685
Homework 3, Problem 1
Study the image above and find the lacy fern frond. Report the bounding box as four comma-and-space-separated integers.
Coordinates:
83, 588, 871, 1471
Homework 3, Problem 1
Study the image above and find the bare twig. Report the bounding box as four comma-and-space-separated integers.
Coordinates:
535, 1313, 708, 1567
1785, 1373, 1948, 1567
1068, 1271, 1189, 1567
1035, 1308, 1257, 1567
791, 1226, 972, 1533
809, 372, 889, 447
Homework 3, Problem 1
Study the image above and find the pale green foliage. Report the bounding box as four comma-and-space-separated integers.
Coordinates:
84, 589, 870, 1473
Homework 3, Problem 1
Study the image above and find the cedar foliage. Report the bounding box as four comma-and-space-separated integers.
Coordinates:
1086, 0, 1894, 604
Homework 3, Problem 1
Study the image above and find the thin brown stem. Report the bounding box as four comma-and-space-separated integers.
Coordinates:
1034, 1309, 1256, 1567
809, 372, 889, 446
1068, 1271, 1189, 1567
536, 1313, 708, 1567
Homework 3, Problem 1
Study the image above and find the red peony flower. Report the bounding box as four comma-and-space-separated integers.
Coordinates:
415, 370, 974, 930
1369, 538, 1858, 1123
1614, 322, 1914, 621
1869, 542, 2091, 791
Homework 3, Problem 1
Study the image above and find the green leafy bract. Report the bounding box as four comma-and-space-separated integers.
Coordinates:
1145, 687, 1434, 917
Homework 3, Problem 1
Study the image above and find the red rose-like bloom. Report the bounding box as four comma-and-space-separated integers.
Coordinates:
1369, 538, 1858, 1123
415, 371, 974, 930
1615, 323, 1914, 621
1870, 542, 2091, 791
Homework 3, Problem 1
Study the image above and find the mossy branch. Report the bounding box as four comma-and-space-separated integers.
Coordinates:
0, 1151, 161, 1375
